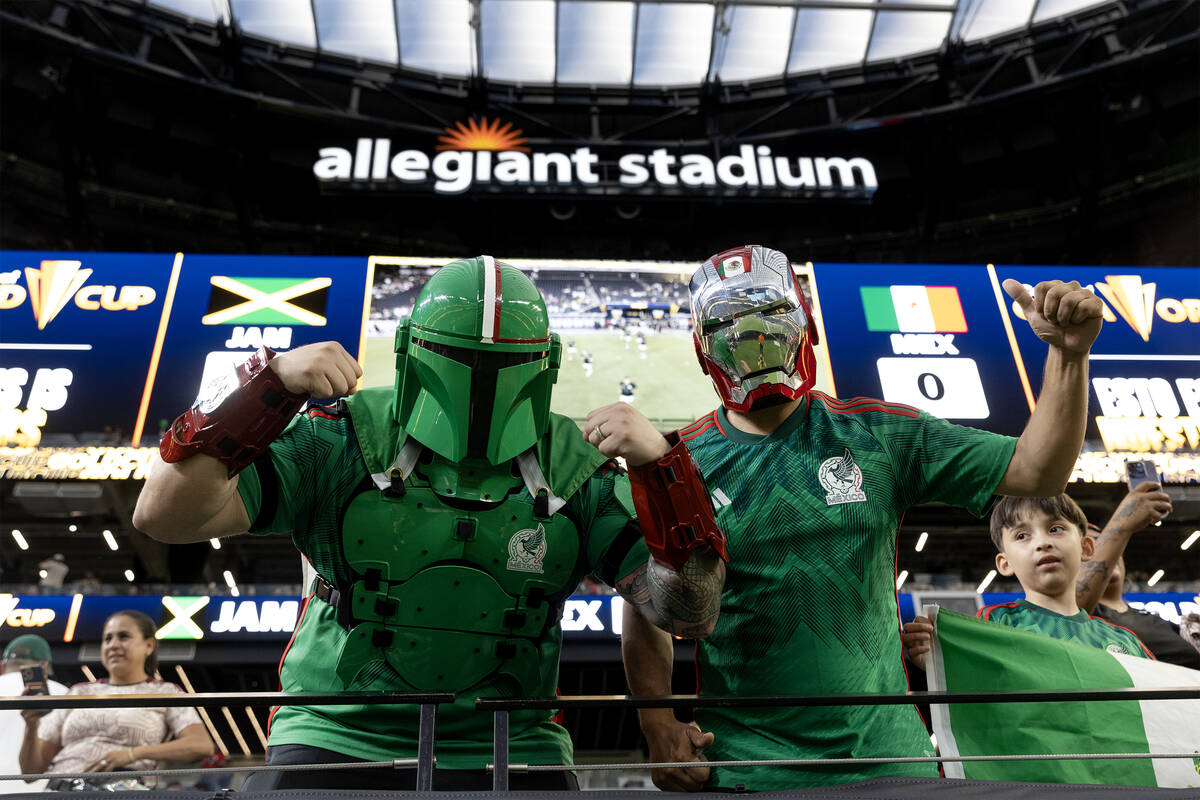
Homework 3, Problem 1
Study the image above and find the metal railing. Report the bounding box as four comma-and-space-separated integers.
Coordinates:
4, 686, 1198, 791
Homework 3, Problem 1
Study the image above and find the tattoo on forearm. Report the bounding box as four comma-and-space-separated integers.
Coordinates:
646, 556, 724, 632
616, 567, 652, 606
1076, 559, 1109, 594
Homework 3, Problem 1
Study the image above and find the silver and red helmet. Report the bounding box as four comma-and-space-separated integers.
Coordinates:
690, 245, 819, 412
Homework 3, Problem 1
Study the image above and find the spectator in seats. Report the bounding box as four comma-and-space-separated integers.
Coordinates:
69, 571, 103, 594
623, 244, 1105, 791
19, 611, 214, 790
38, 553, 68, 590
1094, 556, 1198, 669
1, 635, 68, 794
904, 493, 1155, 669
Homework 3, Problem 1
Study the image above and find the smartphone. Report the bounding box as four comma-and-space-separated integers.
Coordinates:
1125, 459, 1160, 489
20, 664, 48, 695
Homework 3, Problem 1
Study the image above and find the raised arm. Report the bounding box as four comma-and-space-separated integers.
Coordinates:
133, 342, 361, 544
1076, 482, 1172, 613
583, 403, 727, 638
996, 280, 1104, 496
18, 701, 61, 778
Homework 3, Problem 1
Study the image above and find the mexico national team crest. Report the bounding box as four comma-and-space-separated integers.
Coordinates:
818, 448, 867, 506
507, 524, 547, 573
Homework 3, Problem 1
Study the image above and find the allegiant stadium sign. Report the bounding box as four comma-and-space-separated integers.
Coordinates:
312, 117, 877, 198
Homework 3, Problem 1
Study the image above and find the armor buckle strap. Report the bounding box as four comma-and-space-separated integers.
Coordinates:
312, 575, 353, 630
627, 431, 729, 571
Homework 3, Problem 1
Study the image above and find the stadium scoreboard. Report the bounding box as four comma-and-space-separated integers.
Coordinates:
2, 252, 1196, 483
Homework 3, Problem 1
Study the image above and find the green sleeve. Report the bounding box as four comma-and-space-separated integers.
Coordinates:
235, 414, 320, 536
569, 466, 650, 588
880, 410, 1018, 518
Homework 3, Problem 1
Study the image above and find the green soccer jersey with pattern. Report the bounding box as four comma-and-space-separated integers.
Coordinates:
235, 393, 650, 771
978, 600, 1155, 659
678, 392, 1017, 790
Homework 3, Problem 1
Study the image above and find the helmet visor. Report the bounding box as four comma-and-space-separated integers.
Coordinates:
695, 288, 809, 388
416, 340, 545, 459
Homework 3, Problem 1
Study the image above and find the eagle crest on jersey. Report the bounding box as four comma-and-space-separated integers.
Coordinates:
818, 448, 867, 505
507, 524, 548, 573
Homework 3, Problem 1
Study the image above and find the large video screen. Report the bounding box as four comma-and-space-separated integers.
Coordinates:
2, 253, 1196, 483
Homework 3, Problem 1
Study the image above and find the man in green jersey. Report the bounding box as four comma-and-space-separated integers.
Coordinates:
134, 257, 728, 790
905, 494, 1155, 667
622, 244, 1104, 791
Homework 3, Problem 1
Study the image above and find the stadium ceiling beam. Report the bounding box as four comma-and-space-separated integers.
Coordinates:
249, 56, 344, 112
5, 0, 1192, 150
162, 28, 216, 84
71, 0, 131, 57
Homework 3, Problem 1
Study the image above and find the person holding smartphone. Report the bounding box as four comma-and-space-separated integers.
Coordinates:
18, 611, 214, 790
0, 635, 68, 794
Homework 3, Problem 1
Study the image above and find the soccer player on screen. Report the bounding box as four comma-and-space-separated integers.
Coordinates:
621, 244, 1104, 791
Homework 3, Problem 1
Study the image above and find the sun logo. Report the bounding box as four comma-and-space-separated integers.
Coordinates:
1094, 275, 1156, 342
437, 117, 530, 153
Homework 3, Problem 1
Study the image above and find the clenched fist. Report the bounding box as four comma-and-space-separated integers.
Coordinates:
1004, 279, 1103, 354
269, 341, 363, 398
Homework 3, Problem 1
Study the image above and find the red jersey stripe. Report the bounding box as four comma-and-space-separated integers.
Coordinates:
977, 602, 1019, 621
1089, 616, 1158, 660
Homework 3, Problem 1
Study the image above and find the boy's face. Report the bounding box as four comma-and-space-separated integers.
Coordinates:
995, 507, 1093, 598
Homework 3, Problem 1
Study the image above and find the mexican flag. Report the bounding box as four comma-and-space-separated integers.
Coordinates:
926, 606, 1200, 787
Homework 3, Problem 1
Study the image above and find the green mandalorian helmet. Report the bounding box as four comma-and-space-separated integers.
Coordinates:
393, 256, 560, 465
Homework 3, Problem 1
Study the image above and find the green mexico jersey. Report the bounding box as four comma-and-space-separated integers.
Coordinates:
678, 392, 1017, 790
978, 600, 1154, 659
236, 404, 649, 770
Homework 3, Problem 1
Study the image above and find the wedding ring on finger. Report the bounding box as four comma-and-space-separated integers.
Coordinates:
596, 422, 607, 440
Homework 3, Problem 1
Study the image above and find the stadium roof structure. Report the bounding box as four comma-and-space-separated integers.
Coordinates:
0, 0, 1195, 261
146, 0, 1121, 90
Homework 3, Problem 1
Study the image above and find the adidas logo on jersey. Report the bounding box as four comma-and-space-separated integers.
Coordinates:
711, 488, 732, 509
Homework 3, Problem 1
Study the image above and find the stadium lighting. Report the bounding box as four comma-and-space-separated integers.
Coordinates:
11, 529, 28, 550
976, 569, 997, 594
210, 538, 222, 550
895, 570, 909, 591
915, 532, 928, 552
223, 570, 240, 597
1154, 521, 1162, 527
102, 529, 119, 551
68, 524, 77, 532
124, 569, 135, 582
1147, 569, 1164, 587
39, 569, 48, 579
1182, 531, 1200, 551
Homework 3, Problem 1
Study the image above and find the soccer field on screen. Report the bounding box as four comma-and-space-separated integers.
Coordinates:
362, 329, 721, 430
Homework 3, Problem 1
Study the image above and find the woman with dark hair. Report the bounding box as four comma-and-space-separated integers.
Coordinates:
19, 610, 214, 789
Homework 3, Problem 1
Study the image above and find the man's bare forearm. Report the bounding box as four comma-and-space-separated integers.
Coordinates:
999, 347, 1089, 496
1076, 511, 1139, 613
621, 600, 678, 727
617, 551, 725, 638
